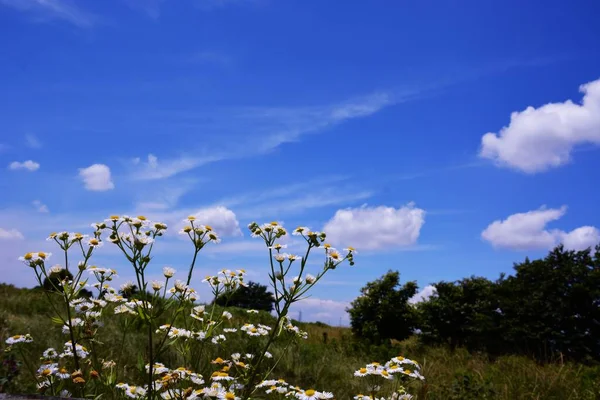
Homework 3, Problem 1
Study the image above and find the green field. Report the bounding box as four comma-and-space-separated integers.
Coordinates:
1, 283, 599, 399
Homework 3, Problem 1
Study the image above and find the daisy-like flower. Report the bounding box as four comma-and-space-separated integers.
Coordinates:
326, 248, 343, 262
43, 348, 58, 359
211, 334, 226, 344
88, 238, 103, 248
264, 351, 273, 359
151, 280, 165, 291
49, 265, 64, 275
5, 334, 33, 345
163, 266, 176, 278
268, 243, 287, 251
57, 367, 71, 380
222, 311, 233, 320
354, 367, 369, 377
305, 274, 316, 284
211, 371, 234, 382
37, 363, 58, 378
295, 388, 327, 400
274, 253, 287, 263
292, 226, 310, 236
223, 328, 238, 333
246, 309, 259, 314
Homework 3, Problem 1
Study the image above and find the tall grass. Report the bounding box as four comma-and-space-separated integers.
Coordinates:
1, 283, 599, 399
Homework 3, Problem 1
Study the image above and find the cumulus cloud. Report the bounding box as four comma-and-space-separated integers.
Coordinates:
78, 164, 114, 191
409, 285, 437, 304
480, 78, 600, 173
32, 200, 49, 213
0, 227, 24, 240
187, 206, 242, 237
9, 160, 40, 171
481, 206, 600, 251
323, 203, 426, 250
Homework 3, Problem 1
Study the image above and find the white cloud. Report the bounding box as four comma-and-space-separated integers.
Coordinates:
409, 285, 437, 304
78, 164, 115, 191
323, 203, 426, 250
480, 78, 600, 173
559, 226, 600, 251
9, 160, 40, 171
25, 133, 42, 148
481, 206, 600, 251
0, 228, 24, 240
289, 298, 351, 325
132, 153, 220, 180
32, 200, 49, 213
0, 0, 95, 27
187, 206, 242, 237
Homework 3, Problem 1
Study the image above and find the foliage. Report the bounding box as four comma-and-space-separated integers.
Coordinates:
418, 276, 503, 352
347, 270, 419, 344
417, 244, 600, 363
214, 281, 275, 312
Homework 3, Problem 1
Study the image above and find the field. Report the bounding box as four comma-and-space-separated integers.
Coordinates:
1, 283, 599, 399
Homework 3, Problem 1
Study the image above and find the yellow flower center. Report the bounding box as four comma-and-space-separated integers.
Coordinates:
41, 368, 51, 376
250, 327, 258, 333
323, 243, 331, 248
225, 393, 235, 400
90, 239, 99, 245
38, 252, 46, 259
213, 357, 224, 364
205, 225, 213, 231
270, 221, 278, 226
137, 216, 147, 220
382, 370, 389, 376
404, 369, 411, 374
110, 215, 120, 220
188, 216, 196, 221
218, 372, 229, 377
183, 226, 192, 233
24, 253, 33, 260
359, 368, 367, 374
305, 389, 316, 396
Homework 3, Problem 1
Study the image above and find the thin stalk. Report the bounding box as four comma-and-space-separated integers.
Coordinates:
63, 250, 80, 371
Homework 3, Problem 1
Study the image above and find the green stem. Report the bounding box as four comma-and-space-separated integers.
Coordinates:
63, 250, 80, 371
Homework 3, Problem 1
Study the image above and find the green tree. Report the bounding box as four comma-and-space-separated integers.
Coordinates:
214, 281, 275, 312
347, 270, 418, 344
497, 245, 600, 362
42, 269, 74, 292
418, 276, 503, 352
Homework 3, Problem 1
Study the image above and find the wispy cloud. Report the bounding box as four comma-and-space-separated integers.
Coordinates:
25, 134, 42, 149
131, 154, 222, 180
131, 92, 396, 180
32, 200, 49, 213
0, 0, 96, 27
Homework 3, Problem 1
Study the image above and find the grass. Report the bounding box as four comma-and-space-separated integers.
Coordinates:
1, 283, 599, 399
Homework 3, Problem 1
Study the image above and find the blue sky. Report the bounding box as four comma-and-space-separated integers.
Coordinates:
1, 0, 600, 324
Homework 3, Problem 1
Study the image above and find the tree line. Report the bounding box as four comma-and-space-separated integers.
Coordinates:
348, 245, 600, 363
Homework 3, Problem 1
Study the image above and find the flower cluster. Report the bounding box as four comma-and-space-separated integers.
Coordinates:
6, 214, 425, 400
352, 355, 424, 399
